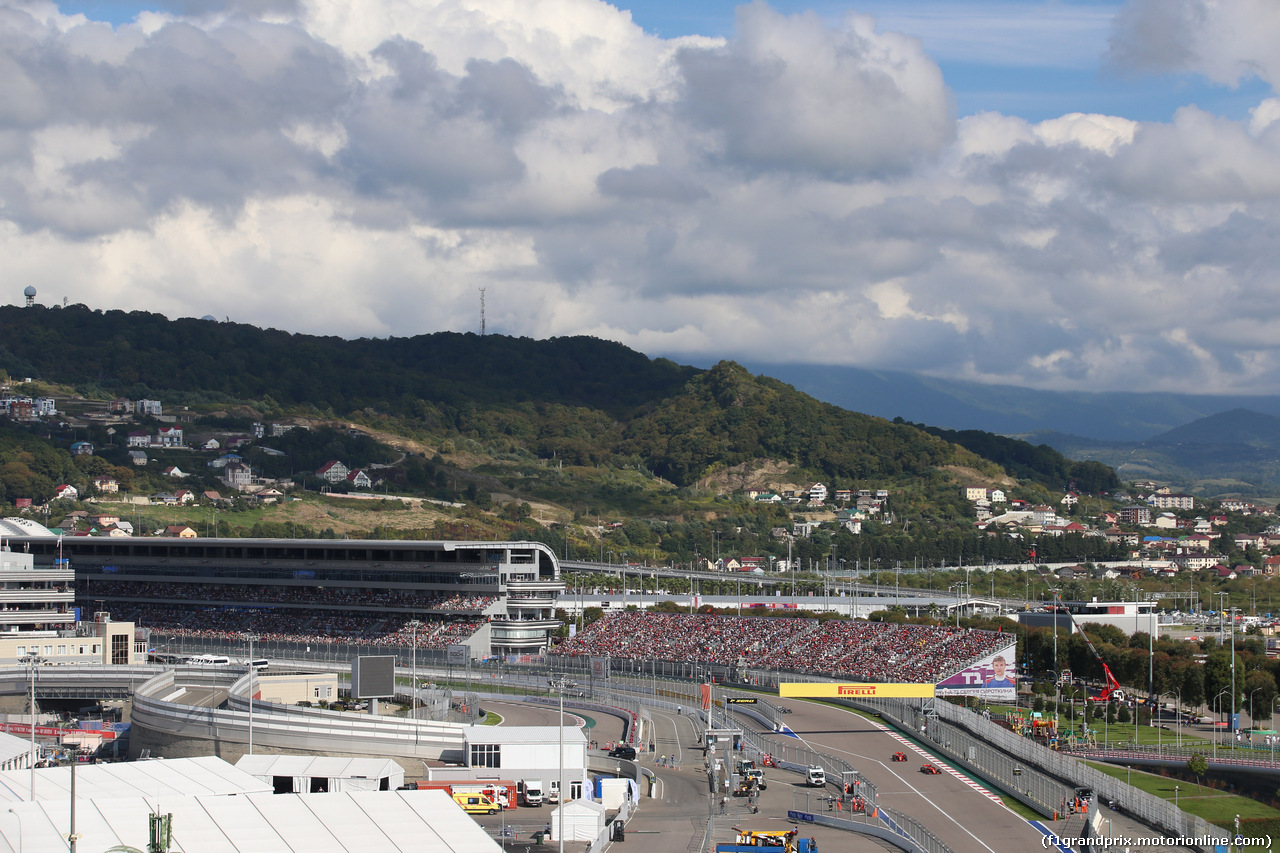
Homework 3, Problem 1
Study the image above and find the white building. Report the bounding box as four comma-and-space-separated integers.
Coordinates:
429, 725, 589, 804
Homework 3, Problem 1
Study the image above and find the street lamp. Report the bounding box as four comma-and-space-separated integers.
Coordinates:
244, 633, 259, 755
1213, 689, 1231, 759
549, 677, 569, 853
1174, 785, 1179, 809
407, 620, 422, 720
1214, 592, 1236, 735
1164, 689, 1183, 751
19, 653, 43, 799
1274, 697, 1280, 765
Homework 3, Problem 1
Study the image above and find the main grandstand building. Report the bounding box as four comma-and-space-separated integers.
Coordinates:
5, 528, 563, 657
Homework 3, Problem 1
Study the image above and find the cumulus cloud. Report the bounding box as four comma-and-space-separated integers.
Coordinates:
2, 0, 1280, 394
1108, 0, 1280, 88
677, 3, 951, 178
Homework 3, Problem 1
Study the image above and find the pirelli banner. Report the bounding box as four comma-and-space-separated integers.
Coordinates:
779, 683, 936, 699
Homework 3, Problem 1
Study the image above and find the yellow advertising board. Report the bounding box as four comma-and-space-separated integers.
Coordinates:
779, 683, 935, 699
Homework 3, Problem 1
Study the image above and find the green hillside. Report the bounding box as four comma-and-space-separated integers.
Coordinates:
0, 303, 1113, 517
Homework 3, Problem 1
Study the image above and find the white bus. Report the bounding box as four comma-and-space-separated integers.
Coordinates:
186, 655, 233, 666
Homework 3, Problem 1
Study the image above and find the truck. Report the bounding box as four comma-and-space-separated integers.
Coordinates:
400, 780, 517, 809
519, 778, 544, 807
715, 829, 818, 853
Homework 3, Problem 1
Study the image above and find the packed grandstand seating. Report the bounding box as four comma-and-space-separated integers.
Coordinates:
79, 581, 495, 612
552, 612, 1008, 683
103, 602, 484, 648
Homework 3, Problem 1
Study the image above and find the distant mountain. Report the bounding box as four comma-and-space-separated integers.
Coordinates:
1145, 408, 1280, 448
1034, 409, 1280, 498
693, 360, 1280, 443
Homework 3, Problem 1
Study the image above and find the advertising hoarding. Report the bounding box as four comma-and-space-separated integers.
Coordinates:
778, 683, 936, 699
934, 644, 1019, 702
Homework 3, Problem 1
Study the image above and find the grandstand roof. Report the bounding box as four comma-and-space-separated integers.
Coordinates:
0, 755, 270, 803
0, 517, 54, 538
0, 789, 501, 853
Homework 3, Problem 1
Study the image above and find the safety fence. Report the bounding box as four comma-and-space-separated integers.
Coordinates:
863, 696, 1225, 853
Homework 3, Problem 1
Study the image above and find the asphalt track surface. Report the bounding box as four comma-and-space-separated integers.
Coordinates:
484, 694, 1175, 853
773, 701, 1047, 853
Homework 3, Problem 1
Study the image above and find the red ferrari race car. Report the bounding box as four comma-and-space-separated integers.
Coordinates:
891, 752, 907, 762
920, 763, 942, 775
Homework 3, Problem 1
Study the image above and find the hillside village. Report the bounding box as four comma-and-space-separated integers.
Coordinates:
6, 382, 1280, 588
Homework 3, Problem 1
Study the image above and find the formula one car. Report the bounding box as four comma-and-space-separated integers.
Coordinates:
891, 752, 907, 762
920, 763, 941, 775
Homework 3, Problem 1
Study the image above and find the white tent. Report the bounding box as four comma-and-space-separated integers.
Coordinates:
0, 788, 500, 853
548, 798, 606, 843
0, 755, 270, 803
236, 754, 404, 793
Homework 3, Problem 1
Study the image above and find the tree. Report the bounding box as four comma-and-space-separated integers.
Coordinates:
1186, 755, 1207, 793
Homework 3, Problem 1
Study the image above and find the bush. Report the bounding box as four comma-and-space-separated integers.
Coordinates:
1118, 705, 1131, 724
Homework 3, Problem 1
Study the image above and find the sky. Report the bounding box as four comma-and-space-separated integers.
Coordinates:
3, 0, 1280, 394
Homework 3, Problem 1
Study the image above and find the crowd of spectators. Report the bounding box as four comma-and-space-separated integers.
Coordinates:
107, 602, 484, 649
79, 581, 495, 613
552, 612, 1008, 683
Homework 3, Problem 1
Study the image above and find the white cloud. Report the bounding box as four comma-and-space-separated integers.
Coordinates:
1108, 0, 1280, 88
1, 0, 1280, 394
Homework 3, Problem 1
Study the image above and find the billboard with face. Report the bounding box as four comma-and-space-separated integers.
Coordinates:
934, 644, 1019, 702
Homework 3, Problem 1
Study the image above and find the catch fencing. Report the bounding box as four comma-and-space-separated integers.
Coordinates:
861, 697, 1225, 853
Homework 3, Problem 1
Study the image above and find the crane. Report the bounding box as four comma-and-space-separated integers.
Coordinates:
1053, 592, 1124, 702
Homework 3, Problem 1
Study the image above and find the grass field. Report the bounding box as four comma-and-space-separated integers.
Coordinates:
1086, 761, 1280, 827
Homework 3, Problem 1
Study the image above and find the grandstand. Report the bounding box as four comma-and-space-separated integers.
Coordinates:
4, 531, 563, 657
552, 611, 1009, 684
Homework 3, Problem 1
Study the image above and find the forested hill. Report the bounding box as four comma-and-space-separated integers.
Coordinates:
908, 422, 1123, 494
0, 305, 697, 416
622, 363, 999, 485
0, 304, 1111, 492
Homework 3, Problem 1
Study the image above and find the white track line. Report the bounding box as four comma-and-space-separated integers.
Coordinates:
793, 729, 1002, 853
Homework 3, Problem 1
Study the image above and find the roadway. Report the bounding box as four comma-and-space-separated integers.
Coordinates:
768, 700, 1049, 853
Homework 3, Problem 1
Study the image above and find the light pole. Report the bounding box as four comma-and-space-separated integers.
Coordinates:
408, 620, 422, 721
1173, 785, 1179, 810
550, 677, 567, 853
1213, 689, 1231, 759
1048, 588, 1062, 693
1214, 592, 1235, 735
20, 653, 43, 800
1164, 689, 1183, 750
245, 633, 259, 755
1274, 698, 1280, 765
